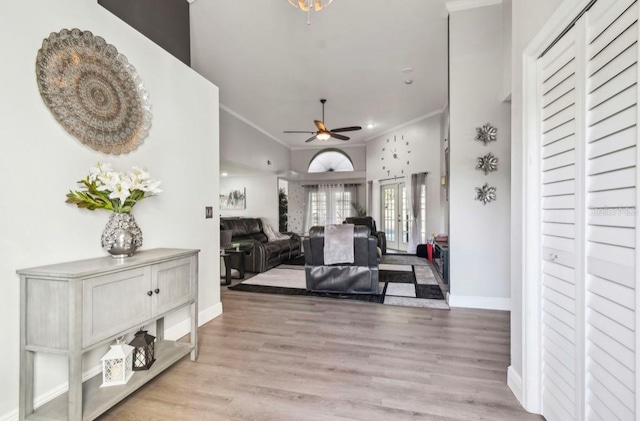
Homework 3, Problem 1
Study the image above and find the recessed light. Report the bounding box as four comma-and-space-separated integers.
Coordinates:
221, 172, 228, 177
404, 79, 413, 85
367, 123, 375, 129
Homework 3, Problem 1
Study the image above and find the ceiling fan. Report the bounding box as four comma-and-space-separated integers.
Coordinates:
283, 99, 362, 143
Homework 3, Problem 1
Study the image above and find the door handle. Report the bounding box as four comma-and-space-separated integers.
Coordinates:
549, 253, 559, 261
147, 290, 153, 296
154, 288, 160, 294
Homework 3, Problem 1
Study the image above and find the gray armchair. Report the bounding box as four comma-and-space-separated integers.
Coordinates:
303, 225, 379, 295
344, 216, 387, 255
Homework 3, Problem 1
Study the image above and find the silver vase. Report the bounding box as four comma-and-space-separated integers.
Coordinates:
101, 212, 143, 258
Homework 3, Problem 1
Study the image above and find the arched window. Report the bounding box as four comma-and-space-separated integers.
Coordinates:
307, 149, 354, 173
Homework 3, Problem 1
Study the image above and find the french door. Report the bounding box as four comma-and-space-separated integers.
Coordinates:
380, 183, 409, 251
536, 1, 639, 419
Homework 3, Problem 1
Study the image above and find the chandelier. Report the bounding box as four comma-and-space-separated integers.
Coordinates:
288, 0, 334, 25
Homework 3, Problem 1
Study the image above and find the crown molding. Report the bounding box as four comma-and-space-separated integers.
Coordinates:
446, 0, 502, 13
290, 143, 366, 152
363, 108, 445, 142
219, 104, 289, 148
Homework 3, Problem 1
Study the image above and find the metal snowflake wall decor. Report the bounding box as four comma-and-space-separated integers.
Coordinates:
475, 123, 497, 146
476, 152, 499, 174
475, 183, 497, 205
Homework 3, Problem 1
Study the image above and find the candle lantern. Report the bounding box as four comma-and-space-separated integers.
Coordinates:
129, 329, 156, 371
100, 337, 134, 387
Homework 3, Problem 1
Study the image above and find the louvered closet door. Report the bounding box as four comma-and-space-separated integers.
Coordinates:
539, 24, 581, 421
585, 1, 638, 420
537, 1, 640, 420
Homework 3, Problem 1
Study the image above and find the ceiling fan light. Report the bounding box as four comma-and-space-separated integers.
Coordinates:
317, 132, 331, 141
314, 1, 323, 11
298, 0, 310, 11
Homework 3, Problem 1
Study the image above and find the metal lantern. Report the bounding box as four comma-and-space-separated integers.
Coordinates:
100, 337, 134, 387
129, 330, 156, 371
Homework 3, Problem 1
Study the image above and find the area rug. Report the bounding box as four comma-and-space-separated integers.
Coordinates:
228, 265, 448, 309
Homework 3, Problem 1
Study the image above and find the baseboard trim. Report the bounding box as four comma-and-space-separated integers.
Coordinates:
1, 303, 223, 421
448, 295, 511, 311
164, 302, 223, 340
508, 365, 523, 406
0, 364, 103, 421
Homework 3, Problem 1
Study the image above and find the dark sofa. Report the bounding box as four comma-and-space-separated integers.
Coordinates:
220, 218, 302, 273
303, 225, 379, 294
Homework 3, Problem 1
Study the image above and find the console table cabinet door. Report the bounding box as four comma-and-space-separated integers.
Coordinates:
152, 256, 194, 316
82, 267, 152, 348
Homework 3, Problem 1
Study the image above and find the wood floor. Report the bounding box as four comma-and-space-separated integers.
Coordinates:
100, 289, 543, 420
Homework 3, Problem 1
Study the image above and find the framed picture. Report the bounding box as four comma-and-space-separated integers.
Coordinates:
220, 188, 246, 210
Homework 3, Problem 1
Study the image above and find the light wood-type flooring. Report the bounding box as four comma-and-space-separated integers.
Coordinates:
100, 288, 543, 420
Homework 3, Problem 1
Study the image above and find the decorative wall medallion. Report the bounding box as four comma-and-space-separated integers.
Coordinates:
36, 29, 152, 154
475, 183, 496, 205
475, 123, 497, 146
476, 152, 499, 174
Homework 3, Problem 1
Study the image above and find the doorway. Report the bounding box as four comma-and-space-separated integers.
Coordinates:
380, 183, 409, 252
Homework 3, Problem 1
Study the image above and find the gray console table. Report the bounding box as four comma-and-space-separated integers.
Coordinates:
17, 248, 200, 421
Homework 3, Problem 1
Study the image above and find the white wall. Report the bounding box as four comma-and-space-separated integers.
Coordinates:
448, 4, 511, 308
366, 113, 444, 238
0, 0, 220, 418
220, 108, 290, 175
220, 175, 279, 229
510, 0, 564, 389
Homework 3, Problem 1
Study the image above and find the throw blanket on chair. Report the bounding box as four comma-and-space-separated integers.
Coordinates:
260, 218, 291, 241
324, 224, 354, 265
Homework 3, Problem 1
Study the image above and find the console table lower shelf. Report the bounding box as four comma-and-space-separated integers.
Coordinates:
27, 341, 192, 421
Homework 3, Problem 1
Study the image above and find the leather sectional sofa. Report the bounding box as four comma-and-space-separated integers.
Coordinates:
220, 217, 302, 273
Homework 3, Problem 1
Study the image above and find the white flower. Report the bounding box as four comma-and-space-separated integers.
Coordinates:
141, 178, 162, 195
89, 162, 113, 183
132, 166, 151, 181
96, 171, 121, 192
109, 178, 132, 204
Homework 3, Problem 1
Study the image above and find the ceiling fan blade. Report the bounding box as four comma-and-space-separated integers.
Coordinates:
314, 120, 326, 131
305, 135, 317, 143
330, 126, 362, 133
283, 131, 315, 134
330, 133, 350, 141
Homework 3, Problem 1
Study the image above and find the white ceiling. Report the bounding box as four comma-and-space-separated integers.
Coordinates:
190, 0, 449, 149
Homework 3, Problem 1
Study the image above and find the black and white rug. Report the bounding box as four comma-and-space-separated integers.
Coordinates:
228, 263, 448, 310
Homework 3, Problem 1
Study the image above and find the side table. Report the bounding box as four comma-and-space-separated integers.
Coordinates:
224, 244, 253, 280
220, 253, 232, 285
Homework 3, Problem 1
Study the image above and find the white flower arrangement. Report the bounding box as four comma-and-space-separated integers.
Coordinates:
66, 162, 162, 213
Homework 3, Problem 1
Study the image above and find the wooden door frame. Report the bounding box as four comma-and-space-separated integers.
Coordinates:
520, 0, 594, 414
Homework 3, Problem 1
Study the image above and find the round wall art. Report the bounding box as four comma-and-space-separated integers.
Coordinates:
35, 29, 152, 154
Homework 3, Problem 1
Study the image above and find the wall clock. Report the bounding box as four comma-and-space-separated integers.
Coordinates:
381, 135, 411, 177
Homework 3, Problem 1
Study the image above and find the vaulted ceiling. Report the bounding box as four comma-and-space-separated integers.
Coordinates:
190, 0, 449, 149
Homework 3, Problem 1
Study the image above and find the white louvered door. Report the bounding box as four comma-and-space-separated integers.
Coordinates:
539, 23, 582, 421
585, 1, 638, 420
537, 1, 639, 420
